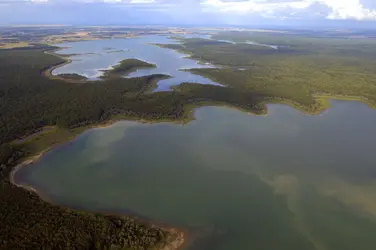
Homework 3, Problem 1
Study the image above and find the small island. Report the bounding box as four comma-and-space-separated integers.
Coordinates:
57, 73, 88, 81
106, 49, 130, 53
101, 58, 157, 78
3, 26, 376, 250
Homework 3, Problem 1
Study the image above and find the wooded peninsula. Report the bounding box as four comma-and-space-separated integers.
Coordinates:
0, 43, 263, 250
1, 28, 376, 249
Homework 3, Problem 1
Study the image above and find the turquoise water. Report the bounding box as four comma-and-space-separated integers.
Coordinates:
15, 101, 376, 250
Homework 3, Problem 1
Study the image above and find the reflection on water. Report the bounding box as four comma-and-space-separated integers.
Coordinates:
15, 100, 376, 250
53, 35, 220, 91
52, 33, 280, 91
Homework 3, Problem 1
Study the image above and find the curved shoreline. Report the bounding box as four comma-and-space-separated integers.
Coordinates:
100, 58, 158, 78
9, 150, 188, 250
9, 117, 189, 250
10, 41, 376, 250
7, 102, 262, 249
43, 48, 86, 83
8, 96, 376, 250
42, 38, 376, 112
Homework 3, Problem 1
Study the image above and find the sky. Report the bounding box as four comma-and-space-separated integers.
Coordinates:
1, 0, 376, 27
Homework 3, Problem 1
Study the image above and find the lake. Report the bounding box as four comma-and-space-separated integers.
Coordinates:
175, 33, 280, 49
14, 100, 376, 250
52, 35, 220, 91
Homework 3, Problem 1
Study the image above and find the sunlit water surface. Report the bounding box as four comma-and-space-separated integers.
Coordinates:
52, 35, 220, 91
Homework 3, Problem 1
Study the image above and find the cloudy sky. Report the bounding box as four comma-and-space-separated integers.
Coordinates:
1, 0, 376, 26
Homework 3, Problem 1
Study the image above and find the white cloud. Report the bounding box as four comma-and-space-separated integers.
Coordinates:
201, 0, 376, 20
321, 0, 376, 20
1, 0, 376, 22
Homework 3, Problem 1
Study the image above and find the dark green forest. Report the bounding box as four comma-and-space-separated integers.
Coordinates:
161, 33, 376, 108
0, 45, 264, 146
2, 31, 376, 249
0, 45, 263, 249
101, 58, 157, 78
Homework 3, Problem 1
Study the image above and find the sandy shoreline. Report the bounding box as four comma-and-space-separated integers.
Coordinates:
9, 151, 47, 194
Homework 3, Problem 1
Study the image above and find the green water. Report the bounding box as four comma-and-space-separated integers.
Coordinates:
16, 101, 376, 250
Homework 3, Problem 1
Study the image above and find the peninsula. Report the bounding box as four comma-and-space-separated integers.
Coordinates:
2, 26, 376, 250
101, 58, 157, 78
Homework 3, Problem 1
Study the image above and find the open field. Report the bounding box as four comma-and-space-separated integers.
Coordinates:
0, 41, 31, 49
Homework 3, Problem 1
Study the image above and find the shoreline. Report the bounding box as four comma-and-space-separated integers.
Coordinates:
43, 48, 85, 83
8, 96, 376, 250
43, 41, 376, 114
9, 118, 189, 250
154, 38, 376, 112
100, 59, 158, 79
10, 167, 187, 250
9, 150, 188, 250
9, 40, 376, 250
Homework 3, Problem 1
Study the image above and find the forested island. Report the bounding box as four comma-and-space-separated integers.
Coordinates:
2, 28, 376, 249
57, 73, 88, 81
102, 58, 157, 78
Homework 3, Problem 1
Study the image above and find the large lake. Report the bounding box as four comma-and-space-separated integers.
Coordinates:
15, 100, 376, 250
52, 35, 220, 91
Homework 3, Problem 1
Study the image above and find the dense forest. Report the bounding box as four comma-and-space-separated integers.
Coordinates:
3, 31, 376, 249
0, 45, 264, 146
57, 73, 89, 81
0, 44, 264, 249
162, 33, 376, 108
101, 58, 157, 78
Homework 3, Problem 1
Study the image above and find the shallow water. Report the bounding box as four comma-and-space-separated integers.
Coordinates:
15, 100, 376, 250
53, 35, 220, 91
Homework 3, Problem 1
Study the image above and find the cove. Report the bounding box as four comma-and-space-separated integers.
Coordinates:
52, 35, 220, 91
14, 100, 376, 250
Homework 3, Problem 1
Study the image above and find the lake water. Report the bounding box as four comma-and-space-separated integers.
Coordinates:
176, 33, 280, 49
52, 34, 279, 91
53, 35, 220, 91
15, 100, 376, 250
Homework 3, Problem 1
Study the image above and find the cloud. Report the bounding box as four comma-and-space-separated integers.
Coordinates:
322, 0, 376, 20
201, 0, 376, 20
0, 0, 375, 24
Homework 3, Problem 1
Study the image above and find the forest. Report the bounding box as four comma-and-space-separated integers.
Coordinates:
0, 44, 264, 249
101, 58, 157, 78
163, 33, 376, 109
2, 30, 376, 249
